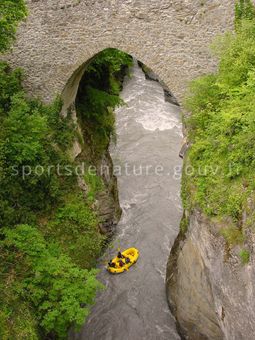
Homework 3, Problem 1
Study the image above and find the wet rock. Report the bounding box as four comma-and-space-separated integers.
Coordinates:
96, 151, 122, 236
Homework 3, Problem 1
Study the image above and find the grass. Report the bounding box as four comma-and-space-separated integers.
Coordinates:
220, 226, 244, 246
84, 171, 105, 203
239, 249, 250, 264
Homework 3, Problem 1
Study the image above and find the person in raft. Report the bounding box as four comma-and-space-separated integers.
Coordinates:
117, 251, 126, 267
117, 251, 131, 266
108, 260, 116, 268
125, 257, 131, 264
117, 251, 125, 259
118, 260, 124, 267
119, 258, 131, 267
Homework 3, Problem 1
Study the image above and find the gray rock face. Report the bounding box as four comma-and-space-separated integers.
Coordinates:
166, 211, 255, 340
96, 151, 122, 236
5, 0, 234, 106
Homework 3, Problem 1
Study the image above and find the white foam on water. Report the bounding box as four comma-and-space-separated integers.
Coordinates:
135, 106, 180, 132
119, 60, 182, 133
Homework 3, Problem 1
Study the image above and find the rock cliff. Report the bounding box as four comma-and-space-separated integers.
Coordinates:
166, 211, 255, 340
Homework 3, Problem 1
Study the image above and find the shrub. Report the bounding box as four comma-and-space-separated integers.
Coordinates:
239, 249, 250, 264
0, 301, 39, 340
44, 193, 106, 269
0, 71, 76, 226
1, 225, 103, 338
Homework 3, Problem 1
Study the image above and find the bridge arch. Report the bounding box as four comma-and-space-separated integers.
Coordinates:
6, 0, 234, 106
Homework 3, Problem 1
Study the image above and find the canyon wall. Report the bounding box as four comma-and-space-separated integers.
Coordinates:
166, 211, 255, 340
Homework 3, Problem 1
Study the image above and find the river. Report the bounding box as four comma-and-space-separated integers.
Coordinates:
75, 60, 183, 340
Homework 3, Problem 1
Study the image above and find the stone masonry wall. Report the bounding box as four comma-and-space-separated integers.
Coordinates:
4, 0, 235, 106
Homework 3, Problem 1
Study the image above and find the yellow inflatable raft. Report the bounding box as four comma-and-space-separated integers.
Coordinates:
107, 248, 139, 274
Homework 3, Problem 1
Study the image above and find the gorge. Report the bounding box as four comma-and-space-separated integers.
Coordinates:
2, 1, 255, 339
75, 60, 183, 339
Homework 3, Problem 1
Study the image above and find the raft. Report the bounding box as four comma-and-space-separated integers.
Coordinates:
107, 248, 139, 274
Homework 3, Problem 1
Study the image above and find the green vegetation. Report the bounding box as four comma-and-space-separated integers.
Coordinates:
0, 4, 131, 338
235, 0, 255, 29
239, 249, 250, 264
0, 0, 27, 52
220, 226, 244, 246
1, 225, 103, 338
76, 48, 133, 158
180, 215, 189, 234
0, 300, 38, 339
0, 64, 76, 227
43, 193, 106, 269
183, 1, 255, 244
84, 171, 104, 203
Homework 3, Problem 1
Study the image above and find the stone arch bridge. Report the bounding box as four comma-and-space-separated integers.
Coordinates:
6, 0, 234, 109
